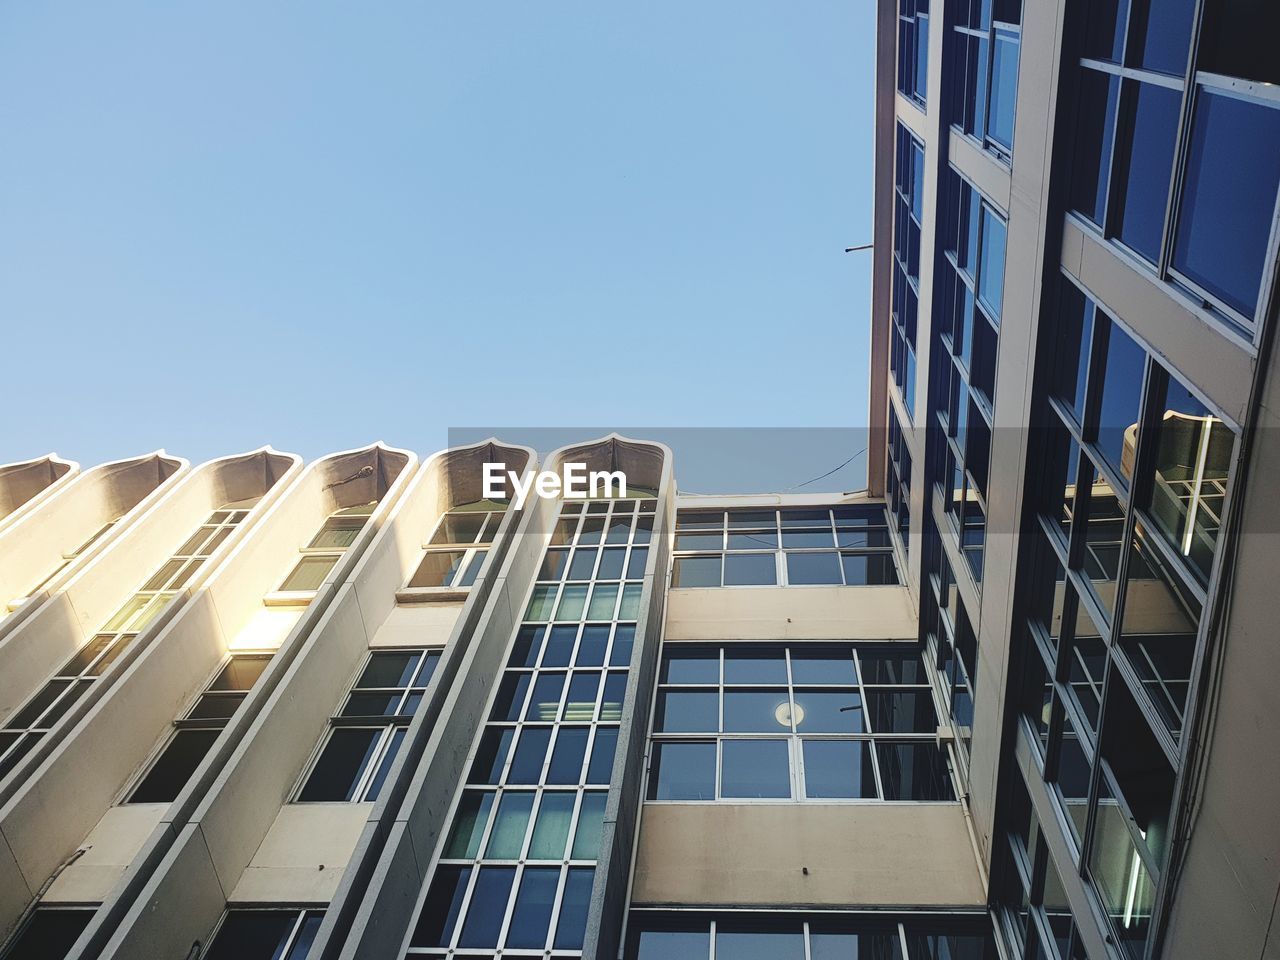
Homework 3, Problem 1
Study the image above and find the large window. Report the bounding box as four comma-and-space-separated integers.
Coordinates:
128, 654, 273, 803
921, 527, 977, 766
932, 169, 1006, 585
648, 643, 951, 803
892, 124, 925, 419
402, 497, 651, 959
1068, 0, 1280, 333
0, 504, 255, 788
950, 0, 1021, 160
296, 648, 440, 802
1010, 274, 1238, 960
407, 499, 509, 590
202, 909, 323, 960
672, 506, 898, 588
277, 502, 375, 593
626, 912, 997, 960
897, 0, 929, 106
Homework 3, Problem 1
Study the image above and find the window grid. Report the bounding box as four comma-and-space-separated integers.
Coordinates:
648, 643, 953, 803
950, 0, 1022, 161
0, 506, 252, 786
1068, 0, 1280, 335
407, 500, 511, 590
886, 408, 913, 560
1010, 273, 1239, 960
277, 502, 376, 593
403, 497, 651, 959
295, 648, 441, 803
891, 124, 925, 419
932, 168, 1006, 588
897, 0, 929, 106
921, 527, 977, 769
671, 506, 899, 588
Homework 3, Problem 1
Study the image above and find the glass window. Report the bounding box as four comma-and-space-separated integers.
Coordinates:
672, 556, 721, 588
878, 742, 954, 800
633, 921, 711, 960
506, 867, 559, 949
802, 740, 878, 798
988, 28, 1019, 150
715, 922, 806, 960
297, 728, 383, 801
649, 741, 716, 800
1129, 0, 1196, 76
1095, 320, 1146, 485
724, 553, 777, 585
977, 206, 1007, 319
786, 551, 843, 585
720, 740, 791, 798
0, 908, 94, 960
128, 729, 220, 804
1071, 70, 1121, 225
1198, 0, 1280, 85
204, 910, 324, 960
1172, 87, 1280, 320
1116, 82, 1181, 263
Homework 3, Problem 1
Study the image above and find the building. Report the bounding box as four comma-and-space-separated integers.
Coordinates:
867, 0, 1280, 958
1, 1, 1278, 958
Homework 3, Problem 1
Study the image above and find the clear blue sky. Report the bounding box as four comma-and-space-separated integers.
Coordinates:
1, 3, 876, 493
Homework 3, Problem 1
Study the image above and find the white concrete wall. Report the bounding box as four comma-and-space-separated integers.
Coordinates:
0, 454, 77, 532
666, 584, 917, 641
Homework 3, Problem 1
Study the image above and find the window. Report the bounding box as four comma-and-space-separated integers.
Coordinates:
0, 504, 254, 788
672, 506, 899, 588
1069, 0, 1280, 333
648, 644, 951, 802
297, 649, 440, 802
0, 908, 94, 960
951, 0, 1021, 159
897, 0, 929, 105
1171, 86, 1280, 320
404, 497, 650, 958
202, 909, 323, 960
891, 125, 926, 418
922, 532, 978, 766
886, 408, 913, 558
407, 500, 509, 589
278, 502, 375, 593
127, 654, 272, 803
932, 170, 1005, 586
626, 913, 997, 960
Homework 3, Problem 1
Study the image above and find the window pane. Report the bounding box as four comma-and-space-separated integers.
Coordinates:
859, 650, 927, 683
633, 922, 711, 960
444, 792, 494, 859
358, 652, 420, 688
649, 741, 716, 800
279, 555, 337, 592
723, 646, 787, 684
459, 866, 516, 948
470, 728, 514, 784
865, 689, 937, 733
715, 922, 805, 960
841, 553, 900, 585
552, 867, 594, 950
802, 740, 877, 799
508, 727, 552, 783
543, 625, 577, 667
509, 626, 545, 667
1147, 377, 1232, 582
203, 911, 300, 960
556, 584, 588, 620
1089, 779, 1156, 960
1173, 88, 1280, 319
790, 647, 857, 685
411, 866, 470, 947
1130, 0, 1195, 75
655, 690, 718, 733
410, 551, 467, 588
562, 673, 599, 722
525, 673, 565, 722
878, 743, 954, 800
571, 792, 607, 859
586, 727, 618, 783
524, 793, 574, 860
309, 516, 364, 549
720, 740, 791, 798
1071, 69, 1120, 224
547, 727, 589, 783
364, 727, 405, 801
723, 690, 792, 733
672, 556, 721, 587
723, 553, 777, 585
1117, 82, 1181, 262
587, 583, 619, 619
129, 729, 220, 803
786, 551, 843, 584
610, 625, 635, 666
662, 646, 719, 684
568, 547, 599, 580
988, 29, 1019, 149
596, 547, 626, 580
792, 690, 864, 733
1096, 320, 1146, 484
0, 909, 94, 960
809, 924, 904, 960
505, 866, 559, 949
491, 673, 531, 722
977, 206, 1007, 318
1198, 0, 1280, 85
298, 728, 382, 801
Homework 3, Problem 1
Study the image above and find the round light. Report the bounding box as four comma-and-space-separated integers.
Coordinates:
775, 701, 804, 728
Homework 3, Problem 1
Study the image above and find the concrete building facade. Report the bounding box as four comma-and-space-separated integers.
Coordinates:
2, 1, 1279, 957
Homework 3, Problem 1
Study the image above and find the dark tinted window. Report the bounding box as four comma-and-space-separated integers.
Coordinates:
0, 909, 93, 960
1117, 83, 1181, 262
128, 729, 220, 803
297, 728, 382, 801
